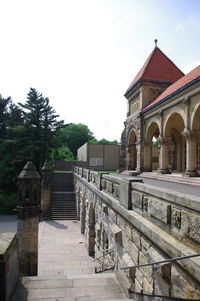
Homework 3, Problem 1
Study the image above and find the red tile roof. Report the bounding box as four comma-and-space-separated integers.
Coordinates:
143, 65, 200, 111
125, 47, 184, 95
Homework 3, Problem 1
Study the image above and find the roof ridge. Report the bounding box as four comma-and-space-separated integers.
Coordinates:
125, 46, 184, 97
154, 47, 184, 77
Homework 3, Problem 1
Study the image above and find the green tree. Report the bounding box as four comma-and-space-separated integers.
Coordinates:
57, 123, 94, 157
51, 146, 75, 161
89, 138, 118, 145
0, 95, 11, 139
19, 88, 64, 169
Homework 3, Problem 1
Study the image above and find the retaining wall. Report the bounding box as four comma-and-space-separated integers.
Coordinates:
74, 167, 200, 300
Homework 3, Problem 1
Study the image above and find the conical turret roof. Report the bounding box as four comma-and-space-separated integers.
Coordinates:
125, 46, 184, 96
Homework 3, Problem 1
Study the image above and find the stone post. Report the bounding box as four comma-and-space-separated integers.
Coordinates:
182, 130, 198, 176
143, 143, 152, 171
127, 145, 136, 170
80, 191, 86, 234
41, 162, 52, 219
17, 161, 40, 276
158, 137, 171, 174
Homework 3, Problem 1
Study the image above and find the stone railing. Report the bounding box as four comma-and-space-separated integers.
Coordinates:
74, 167, 200, 300
0, 233, 19, 301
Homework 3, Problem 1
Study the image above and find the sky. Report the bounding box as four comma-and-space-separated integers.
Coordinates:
0, 0, 200, 141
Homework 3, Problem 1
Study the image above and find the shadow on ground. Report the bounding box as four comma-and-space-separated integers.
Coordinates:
46, 220, 68, 229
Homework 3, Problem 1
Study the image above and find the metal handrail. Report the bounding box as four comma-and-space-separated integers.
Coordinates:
121, 252, 200, 269
93, 248, 114, 261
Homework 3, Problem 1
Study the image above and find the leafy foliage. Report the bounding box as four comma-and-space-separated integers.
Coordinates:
19, 88, 64, 169
57, 123, 94, 157
51, 146, 75, 161
0, 89, 64, 208
89, 138, 118, 145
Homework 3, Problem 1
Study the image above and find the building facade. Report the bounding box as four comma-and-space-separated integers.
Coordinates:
121, 44, 200, 176
78, 143, 120, 170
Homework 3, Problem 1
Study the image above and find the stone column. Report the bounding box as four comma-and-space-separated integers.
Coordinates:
143, 143, 152, 171
80, 191, 86, 234
41, 162, 52, 220
158, 137, 171, 174
127, 145, 136, 170
85, 202, 95, 256
17, 161, 41, 276
182, 130, 198, 176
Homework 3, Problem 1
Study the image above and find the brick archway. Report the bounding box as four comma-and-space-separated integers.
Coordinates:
164, 113, 186, 173
144, 122, 160, 171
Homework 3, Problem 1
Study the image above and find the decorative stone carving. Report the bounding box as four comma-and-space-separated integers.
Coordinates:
101, 179, 106, 190
172, 208, 181, 229
113, 184, 120, 200
148, 198, 171, 224
132, 191, 143, 209
106, 181, 113, 194
143, 196, 148, 212
181, 211, 200, 243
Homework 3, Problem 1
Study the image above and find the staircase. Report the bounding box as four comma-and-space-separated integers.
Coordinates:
12, 273, 130, 301
50, 172, 78, 220
12, 220, 131, 301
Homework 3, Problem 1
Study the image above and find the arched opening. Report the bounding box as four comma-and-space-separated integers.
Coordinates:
145, 122, 160, 171
164, 113, 185, 173
192, 104, 200, 173
192, 104, 200, 130
127, 130, 137, 170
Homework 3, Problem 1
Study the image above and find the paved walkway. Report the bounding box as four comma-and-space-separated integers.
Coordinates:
12, 220, 128, 300
0, 214, 17, 233
38, 220, 94, 277
112, 173, 200, 199
139, 177, 200, 198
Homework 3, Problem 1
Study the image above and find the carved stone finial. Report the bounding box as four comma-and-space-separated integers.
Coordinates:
41, 161, 52, 171
154, 39, 158, 47
18, 161, 40, 179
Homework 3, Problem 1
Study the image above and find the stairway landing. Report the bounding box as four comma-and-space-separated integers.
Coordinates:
12, 220, 129, 301
38, 220, 94, 276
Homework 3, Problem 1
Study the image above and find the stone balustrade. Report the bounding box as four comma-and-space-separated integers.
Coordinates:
74, 167, 200, 300
0, 233, 19, 301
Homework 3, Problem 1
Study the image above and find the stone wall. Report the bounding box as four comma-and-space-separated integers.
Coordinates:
74, 167, 200, 300
0, 233, 19, 301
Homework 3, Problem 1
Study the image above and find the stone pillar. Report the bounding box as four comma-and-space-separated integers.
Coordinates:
17, 161, 40, 276
182, 130, 198, 176
143, 143, 152, 171
41, 162, 52, 219
75, 187, 81, 221
85, 202, 95, 256
80, 191, 86, 234
158, 137, 171, 174
127, 145, 136, 170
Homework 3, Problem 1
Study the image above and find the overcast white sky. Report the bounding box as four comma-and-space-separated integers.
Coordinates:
0, 0, 200, 141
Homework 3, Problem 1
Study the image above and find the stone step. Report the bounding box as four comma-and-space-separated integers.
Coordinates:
51, 202, 76, 206
51, 185, 74, 192
51, 205, 76, 211
51, 195, 76, 201
51, 172, 74, 192
12, 273, 130, 301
